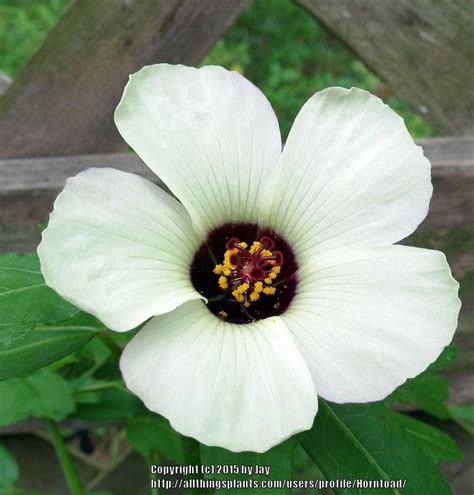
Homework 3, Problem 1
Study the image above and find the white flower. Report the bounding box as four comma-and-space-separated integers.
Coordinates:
38, 64, 460, 453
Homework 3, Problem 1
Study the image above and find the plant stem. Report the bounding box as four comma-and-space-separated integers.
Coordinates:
99, 328, 122, 358
74, 350, 112, 385
75, 379, 125, 394
183, 436, 201, 466
47, 419, 83, 495
182, 437, 208, 495
149, 449, 162, 495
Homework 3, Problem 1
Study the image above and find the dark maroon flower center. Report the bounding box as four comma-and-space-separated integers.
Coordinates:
190, 223, 298, 324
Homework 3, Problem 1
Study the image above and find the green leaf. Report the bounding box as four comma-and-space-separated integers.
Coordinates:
75, 387, 144, 421
127, 415, 186, 463
79, 336, 112, 366
0, 312, 100, 380
0, 253, 79, 346
428, 345, 458, 370
301, 400, 451, 495
0, 443, 18, 490
387, 370, 450, 419
200, 437, 297, 494
448, 405, 474, 434
385, 345, 458, 420
393, 413, 462, 462
0, 369, 75, 426
1, 490, 51, 495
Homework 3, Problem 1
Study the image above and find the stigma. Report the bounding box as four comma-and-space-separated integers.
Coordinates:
213, 236, 283, 307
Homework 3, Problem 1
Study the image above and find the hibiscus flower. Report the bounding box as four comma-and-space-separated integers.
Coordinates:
38, 64, 460, 453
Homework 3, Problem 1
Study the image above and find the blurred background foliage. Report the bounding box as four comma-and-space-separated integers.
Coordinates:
0, 0, 434, 139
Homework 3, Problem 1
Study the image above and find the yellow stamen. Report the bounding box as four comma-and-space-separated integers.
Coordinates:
213, 264, 224, 275
249, 291, 260, 301
249, 241, 261, 254
224, 248, 238, 268
214, 237, 282, 307
232, 282, 249, 301
237, 283, 249, 294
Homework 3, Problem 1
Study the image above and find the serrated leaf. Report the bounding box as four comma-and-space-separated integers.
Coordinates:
127, 415, 186, 463
393, 413, 462, 462
0, 312, 100, 380
301, 400, 451, 495
0, 253, 79, 346
200, 437, 297, 494
0, 443, 18, 490
0, 369, 75, 425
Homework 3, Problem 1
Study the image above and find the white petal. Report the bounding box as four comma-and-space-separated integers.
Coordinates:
38, 168, 203, 332
115, 64, 281, 237
259, 87, 432, 256
282, 246, 460, 402
120, 300, 317, 453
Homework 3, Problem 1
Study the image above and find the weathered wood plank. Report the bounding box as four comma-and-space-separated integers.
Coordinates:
420, 137, 474, 228
1, 136, 472, 252
298, 0, 474, 135
0, 71, 11, 96
0, 0, 252, 159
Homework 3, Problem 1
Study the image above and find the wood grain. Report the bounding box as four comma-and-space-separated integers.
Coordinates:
0, 71, 11, 96
298, 0, 474, 135
0, 0, 252, 158
1, 136, 472, 252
